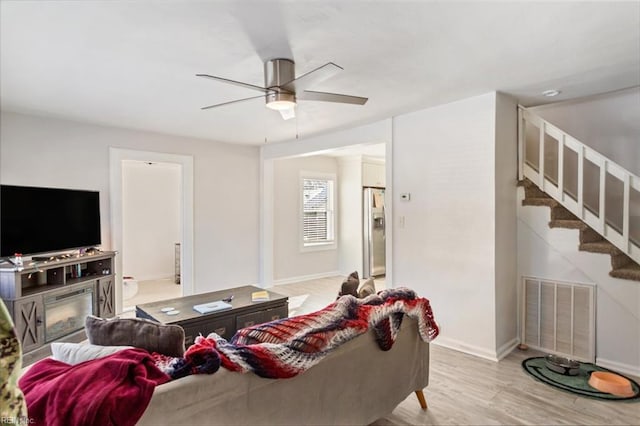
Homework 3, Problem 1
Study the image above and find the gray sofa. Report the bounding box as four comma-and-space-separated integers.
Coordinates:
138, 317, 430, 425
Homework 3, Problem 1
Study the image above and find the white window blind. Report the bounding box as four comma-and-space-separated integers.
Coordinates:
302, 178, 334, 245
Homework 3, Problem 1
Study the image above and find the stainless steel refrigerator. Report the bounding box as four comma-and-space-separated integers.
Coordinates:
363, 187, 386, 277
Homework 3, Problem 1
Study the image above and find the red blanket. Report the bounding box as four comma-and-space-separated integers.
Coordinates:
18, 348, 170, 426
203, 287, 439, 379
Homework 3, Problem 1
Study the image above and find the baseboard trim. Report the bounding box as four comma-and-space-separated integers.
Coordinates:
496, 337, 520, 360
273, 271, 341, 286
596, 357, 640, 378
432, 336, 500, 362
135, 274, 175, 282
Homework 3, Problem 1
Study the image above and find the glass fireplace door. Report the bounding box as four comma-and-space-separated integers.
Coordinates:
44, 284, 94, 342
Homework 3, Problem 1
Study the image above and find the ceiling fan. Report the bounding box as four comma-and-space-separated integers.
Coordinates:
197, 59, 368, 120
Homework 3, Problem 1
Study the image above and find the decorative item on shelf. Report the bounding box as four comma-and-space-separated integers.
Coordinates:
80, 247, 101, 256
12, 253, 23, 267
70, 264, 82, 279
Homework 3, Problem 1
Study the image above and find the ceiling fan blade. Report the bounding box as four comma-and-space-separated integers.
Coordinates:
201, 94, 266, 110
196, 74, 269, 93
280, 62, 343, 93
298, 90, 368, 105
278, 108, 296, 120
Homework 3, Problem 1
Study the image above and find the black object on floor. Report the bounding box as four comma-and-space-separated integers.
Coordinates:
522, 357, 640, 401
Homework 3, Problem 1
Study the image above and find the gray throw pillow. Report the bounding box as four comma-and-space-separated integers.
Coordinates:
358, 278, 376, 298
338, 271, 360, 297
85, 315, 185, 357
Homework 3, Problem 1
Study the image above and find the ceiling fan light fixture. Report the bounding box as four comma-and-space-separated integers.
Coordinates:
265, 92, 296, 110
198, 57, 368, 119
542, 89, 561, 97
278, 107, 296, 121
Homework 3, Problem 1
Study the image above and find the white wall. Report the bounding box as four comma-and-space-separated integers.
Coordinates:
260, 90, 635, 372
122, 160, 181, 281
263, 120, 392, 160
273, 155, 339, 282
264, 93, 518, 360
531, 87, 640, 175
494, 93, 519, 353
393, 92, 517, 360
0, 111, 260, 294
338, 156, 364, 277
518, 189, 640, 376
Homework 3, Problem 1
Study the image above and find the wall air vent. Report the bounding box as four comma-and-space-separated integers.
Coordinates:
521, 276, 595, 362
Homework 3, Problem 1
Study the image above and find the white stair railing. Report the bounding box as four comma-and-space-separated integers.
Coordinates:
518, 106, 640, 265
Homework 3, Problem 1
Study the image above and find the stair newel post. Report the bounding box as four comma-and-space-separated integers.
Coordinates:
539, 121, 546, 190
599, 159, 607, 235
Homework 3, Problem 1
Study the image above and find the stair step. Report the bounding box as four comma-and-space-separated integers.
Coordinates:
521, 177, 640, 282
523, 198, 559, 208
580, 227, 604, 244
521, 179, 549, 197
611, 252, 634, 269
609, 263, 640, 282
549, 219, 587, 230
550, 205, 578, 221
524, 186, 550, 199
579, 241, 621, 255
520, 178, 535, 187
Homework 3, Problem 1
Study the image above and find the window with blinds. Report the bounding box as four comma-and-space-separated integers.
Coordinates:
302, 177, 335, 246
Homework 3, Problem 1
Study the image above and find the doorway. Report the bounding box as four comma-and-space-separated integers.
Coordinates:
109, 148, 194, 314
261, 141, 391, 290
121, 160, 181, 309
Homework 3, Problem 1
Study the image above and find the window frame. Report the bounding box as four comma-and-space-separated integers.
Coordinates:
299, 171, 337, 252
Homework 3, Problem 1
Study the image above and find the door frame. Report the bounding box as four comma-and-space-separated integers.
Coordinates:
109, 148, 194, 314
259, 119, 393, 287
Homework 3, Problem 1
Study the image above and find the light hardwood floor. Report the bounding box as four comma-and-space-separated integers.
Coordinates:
274, 276, 640, 426
123, 278, 182, 310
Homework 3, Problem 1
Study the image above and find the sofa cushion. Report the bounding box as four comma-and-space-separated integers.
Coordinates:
85, 315, 185, 357
51, 342, 133, 365
358, 278, 376, 298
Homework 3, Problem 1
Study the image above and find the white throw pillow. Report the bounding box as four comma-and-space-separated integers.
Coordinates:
51, 342, 133, 365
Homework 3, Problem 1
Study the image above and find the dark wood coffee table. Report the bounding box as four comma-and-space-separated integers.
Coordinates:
136, 285, 288, 345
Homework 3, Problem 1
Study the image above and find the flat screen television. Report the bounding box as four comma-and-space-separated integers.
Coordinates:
1, 185, 101, 258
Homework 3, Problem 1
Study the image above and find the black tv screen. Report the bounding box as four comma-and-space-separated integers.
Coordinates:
1, 185, 101, 257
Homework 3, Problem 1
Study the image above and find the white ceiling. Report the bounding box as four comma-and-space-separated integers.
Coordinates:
1, 1, 639, 146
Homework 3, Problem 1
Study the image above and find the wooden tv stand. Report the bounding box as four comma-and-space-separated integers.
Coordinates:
0, 251, 116, 364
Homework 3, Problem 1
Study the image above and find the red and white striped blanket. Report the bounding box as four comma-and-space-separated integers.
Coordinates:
155, 287, 438, 379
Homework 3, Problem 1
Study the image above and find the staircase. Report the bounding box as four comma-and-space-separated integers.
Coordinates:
518, 106, 640, 281
521, 179, 640, 281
